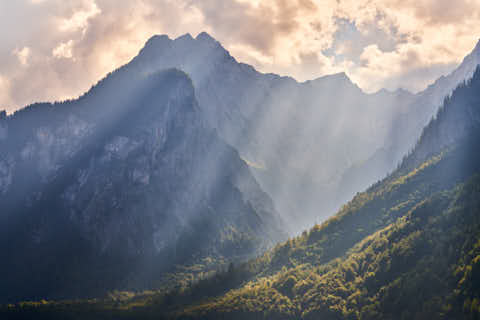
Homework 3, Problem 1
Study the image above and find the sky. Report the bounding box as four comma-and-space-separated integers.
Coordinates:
1, 0, 480, 113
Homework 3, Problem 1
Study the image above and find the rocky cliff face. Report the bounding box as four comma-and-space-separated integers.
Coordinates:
0, 68, 285, 302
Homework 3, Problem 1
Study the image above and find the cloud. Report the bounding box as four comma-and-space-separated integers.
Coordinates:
192, 0, 317, 54
388, 0, 480, 26
52, 40, 74, 59
333, 0, 480, 91
0, 0, 480, 111
58, 0, 101, 33
13, 47, 31, 66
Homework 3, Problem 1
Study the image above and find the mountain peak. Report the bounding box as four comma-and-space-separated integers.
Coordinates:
144, 34, 171, 47
307, 71, 356, 88
175, 33, 194, 42
317, 71, 349, 82
139, 34, 172, 57
196, 31, 217, 43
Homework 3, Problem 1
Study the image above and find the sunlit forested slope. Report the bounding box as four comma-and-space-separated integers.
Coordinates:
3, 66, 480, 319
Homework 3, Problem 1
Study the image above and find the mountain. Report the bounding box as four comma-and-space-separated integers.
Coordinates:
15, 67, 480, 319
165, 67, 480, 319
0, 67, 285, 302
126, 32, 421, 232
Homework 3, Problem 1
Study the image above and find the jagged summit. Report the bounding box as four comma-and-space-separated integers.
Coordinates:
143, 34, 171, 48
137, 31, 229, 64
305, 71, 353, 86
305, 72, 357, 86
304, 71, 363, 95
196, 31, 217, 43
311, 71, 349, 81
333, 71, 348, 79
140, 34, 357, 89
373, 87, 413, 97
395, 87, 412, 95
143, 32, 219, 52
175, 33, 194, 42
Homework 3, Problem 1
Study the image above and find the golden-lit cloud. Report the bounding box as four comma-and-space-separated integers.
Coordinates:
57, 0, 100, 33
52, 40, 74, 59
0, 0, 479, 112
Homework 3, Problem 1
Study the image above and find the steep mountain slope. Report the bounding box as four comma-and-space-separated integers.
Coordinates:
0, 67, 285, 303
